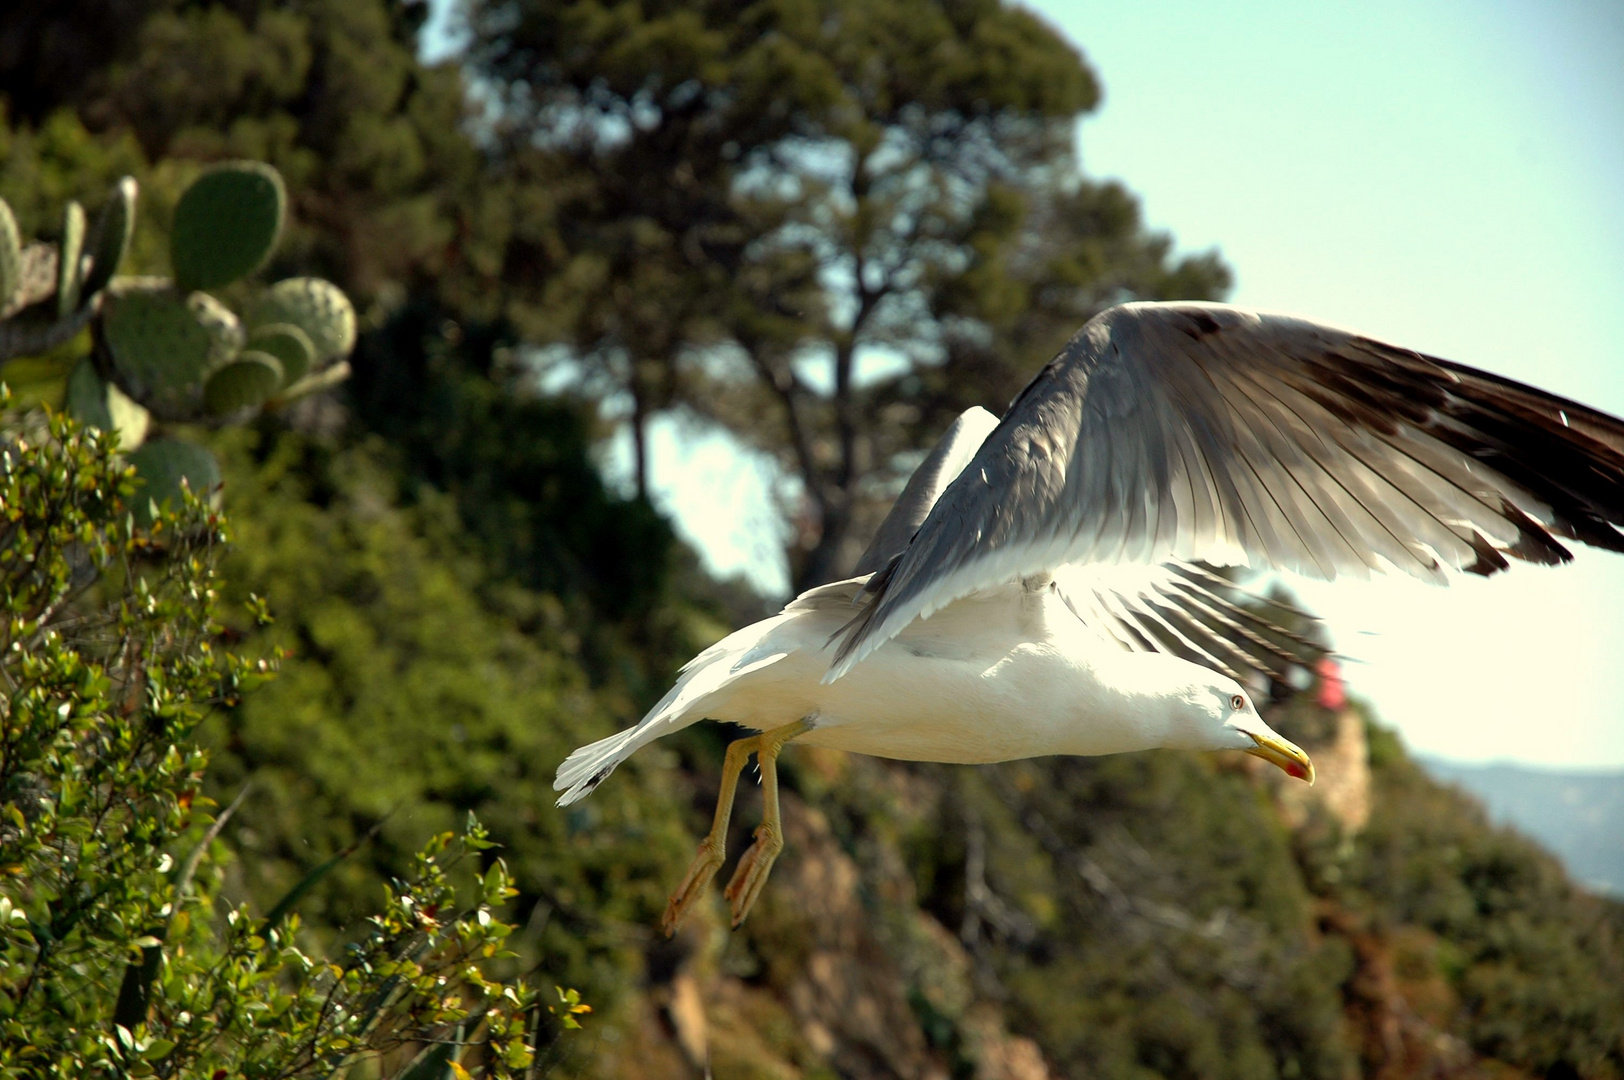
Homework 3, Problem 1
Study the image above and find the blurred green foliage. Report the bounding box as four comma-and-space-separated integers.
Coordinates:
1349, 721, 1624, 1074
201, 423, 699, 967
463, 0, 1235, 585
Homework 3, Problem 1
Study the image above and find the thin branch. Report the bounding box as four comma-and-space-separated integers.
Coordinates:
174, 783, 251, 900
746, 346, 828, 514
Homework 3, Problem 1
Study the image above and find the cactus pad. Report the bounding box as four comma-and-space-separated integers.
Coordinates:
65, 357, 114, 432
245, 277, 355, 363
103, 288, 213, 407
246, 322, 316, 385
106, 382, 151, 451
187, 290, 245, 362
0, 197, 20, 314
81, 177, 137, 300
57, 201, 86, 318
102, 286, 240, 418
204, 350, 284, 415
127, 438, 222, 524
171, 162, 285, 291
64, 359, 148, 450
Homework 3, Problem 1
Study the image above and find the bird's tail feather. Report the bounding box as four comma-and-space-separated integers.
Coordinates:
552, 609, 801, 805
554, 727, 643, 806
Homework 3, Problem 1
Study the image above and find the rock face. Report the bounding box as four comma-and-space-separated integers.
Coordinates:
613, 791, 1049, 1079
1273, 706, 1373, 837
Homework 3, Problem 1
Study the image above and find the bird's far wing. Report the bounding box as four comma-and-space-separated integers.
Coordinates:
827, 302, 1624, 680
1051, 560, 1326, 692
852, 406, 1001, 577
783, 574, 872, 613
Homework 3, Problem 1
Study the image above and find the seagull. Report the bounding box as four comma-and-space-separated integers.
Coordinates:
553, 301, 1624, 935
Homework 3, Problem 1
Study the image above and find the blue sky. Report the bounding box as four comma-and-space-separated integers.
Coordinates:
427, 0, 1624, 767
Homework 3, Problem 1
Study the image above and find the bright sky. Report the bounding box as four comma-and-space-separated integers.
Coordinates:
426, 0, 1624, 767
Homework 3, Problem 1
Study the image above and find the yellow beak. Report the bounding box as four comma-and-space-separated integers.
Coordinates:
1245, 731, 1315, 785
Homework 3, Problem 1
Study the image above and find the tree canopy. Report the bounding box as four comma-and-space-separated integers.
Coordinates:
464, 0, 1230, 585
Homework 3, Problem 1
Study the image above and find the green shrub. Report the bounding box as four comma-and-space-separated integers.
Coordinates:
0, 403, 564, 1078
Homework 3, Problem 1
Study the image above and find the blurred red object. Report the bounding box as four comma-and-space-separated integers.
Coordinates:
1316, 657, 1346, 711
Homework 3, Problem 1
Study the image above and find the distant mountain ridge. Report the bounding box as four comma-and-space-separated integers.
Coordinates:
1419, 757, 1624, 895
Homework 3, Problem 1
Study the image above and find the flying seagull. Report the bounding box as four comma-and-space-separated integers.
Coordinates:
554, 301, 1624, 935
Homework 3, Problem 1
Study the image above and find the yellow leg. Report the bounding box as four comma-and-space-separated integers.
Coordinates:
661, 734, 758, 937
722, 719, 811, 928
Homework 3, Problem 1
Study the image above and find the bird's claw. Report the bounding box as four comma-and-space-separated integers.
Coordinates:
723, 824, 782, 928
661, 841, 723, 937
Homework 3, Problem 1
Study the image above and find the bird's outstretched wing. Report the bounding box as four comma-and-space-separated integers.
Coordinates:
829, 302, 1624, 680
852, 406, 1001, 577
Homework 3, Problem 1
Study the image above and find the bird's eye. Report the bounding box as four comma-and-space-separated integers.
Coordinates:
1230, 693, 1246, 711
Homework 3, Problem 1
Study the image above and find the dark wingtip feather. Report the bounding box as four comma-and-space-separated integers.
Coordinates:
1463, 529, 1511, 577
1498, 500, 1573, 567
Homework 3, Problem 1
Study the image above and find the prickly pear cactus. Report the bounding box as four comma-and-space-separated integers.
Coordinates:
245, 277, 357, 366
188, 290, 246, 361
80, 177, 136, 300
0, 199, 22, 316
1, 162, 356, 525
56, 202, 86, 318
65, 357, 148, 451
100, 286, 243, 419
65, 355, 115, 432
171, 162, 285, 292
127, 438, 223, 525
1, 178, 137, 359
204, 350, 283, 416
246, 323, 316, 385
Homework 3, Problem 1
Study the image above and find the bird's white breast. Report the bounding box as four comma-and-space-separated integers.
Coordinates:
705, 585, 1178, 765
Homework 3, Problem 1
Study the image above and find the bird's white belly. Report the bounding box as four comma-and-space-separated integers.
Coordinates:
710, 633, 1143, 765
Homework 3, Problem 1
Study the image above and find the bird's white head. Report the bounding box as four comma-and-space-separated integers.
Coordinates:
1169, 672, 1316, 784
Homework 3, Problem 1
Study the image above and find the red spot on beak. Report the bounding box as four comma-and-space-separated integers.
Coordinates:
1285, 760, 1310, 781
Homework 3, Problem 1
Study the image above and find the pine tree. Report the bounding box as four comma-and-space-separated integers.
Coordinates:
463, 0, 1231, 586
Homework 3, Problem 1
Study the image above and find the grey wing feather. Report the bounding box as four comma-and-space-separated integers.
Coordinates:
852, 406, 1001, 577
1052, 561, 1327, 690
828, 301, 1624, 680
